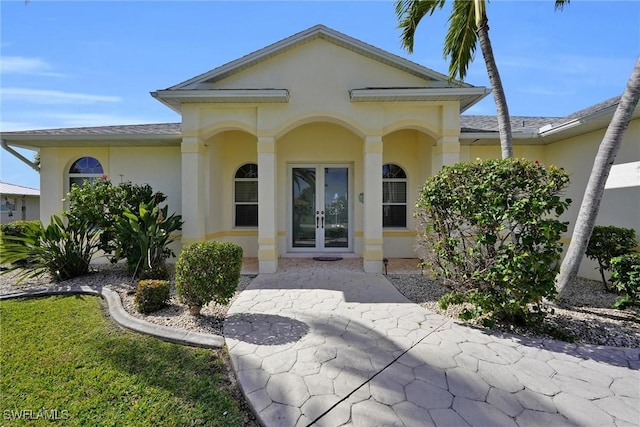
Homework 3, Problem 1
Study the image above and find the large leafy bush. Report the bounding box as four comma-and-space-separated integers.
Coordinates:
65, 179, 166, 263
0, 216, 100, 282
175, 241, 243, 312
66, 179, 181, 277
611, 253, 640, 310
416, 158, 571, 324
586, 225, 638, 290
116, 203, 183, 279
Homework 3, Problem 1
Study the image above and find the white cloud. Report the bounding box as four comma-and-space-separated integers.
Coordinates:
0, 120, 41, 132
0, 56, 64, 76
1, 88, 121, 104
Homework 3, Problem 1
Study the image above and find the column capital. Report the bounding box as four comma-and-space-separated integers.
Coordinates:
435, 137, 460, 157
257, 136, 276, 153
364, 135, 383, 153
181, 136, 206, 154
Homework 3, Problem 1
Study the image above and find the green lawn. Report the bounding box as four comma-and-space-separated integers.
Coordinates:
0, 295, 245, 426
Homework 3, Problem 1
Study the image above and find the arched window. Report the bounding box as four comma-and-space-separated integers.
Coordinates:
69, 157, 104, 189
234, 163, 258, 227
382, 163, 407, 228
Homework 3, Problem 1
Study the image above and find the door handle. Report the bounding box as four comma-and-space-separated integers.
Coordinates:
321, 211, 324, 229
316, 211, 319, 229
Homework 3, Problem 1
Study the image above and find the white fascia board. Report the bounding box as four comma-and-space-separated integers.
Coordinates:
150, 91, 182, 114
539, 104, 619, 138
461, 129, 539, 141
3, 133, 180, 142
153, 89, 290, 103
349, 87, 490, 102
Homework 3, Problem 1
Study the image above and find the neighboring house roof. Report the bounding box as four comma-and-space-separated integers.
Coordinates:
0, 182, 40, 197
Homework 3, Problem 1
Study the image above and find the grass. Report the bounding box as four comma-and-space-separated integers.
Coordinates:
0, 295, 247, 426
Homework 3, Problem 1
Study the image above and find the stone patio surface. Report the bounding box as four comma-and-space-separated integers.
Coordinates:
224, 259, 640, 427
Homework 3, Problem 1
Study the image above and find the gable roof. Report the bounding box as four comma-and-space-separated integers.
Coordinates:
165, 24, 471, 91
151, 24, 489, 113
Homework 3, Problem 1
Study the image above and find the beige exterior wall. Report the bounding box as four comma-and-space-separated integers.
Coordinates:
204, 130, 259, 257
382, 129, 433, 257
545, 118, 640, 280
38, 145, 181, 221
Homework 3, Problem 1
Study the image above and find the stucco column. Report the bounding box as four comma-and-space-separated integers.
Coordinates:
257, 136, 278, 273
432, 135, 461, 171
181, 136, 206, 243
433, 103, 461, 171
363, 135, 384, 273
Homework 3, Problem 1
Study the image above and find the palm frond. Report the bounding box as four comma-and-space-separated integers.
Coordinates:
444, 0, 478, 81
395, 0, 446, 53
554, 0, 570, 12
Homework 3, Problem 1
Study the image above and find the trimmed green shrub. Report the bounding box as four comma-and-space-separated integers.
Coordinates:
0, 215, 100, 283
586, 225, 638, 290
134, 279, 171, 313
611, 253, 640, 309
416, 158, 571, 325
175, 241, 243, 311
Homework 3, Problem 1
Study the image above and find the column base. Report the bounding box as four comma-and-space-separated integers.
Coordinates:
259, 259, 278, 274
363, 260, 383, 274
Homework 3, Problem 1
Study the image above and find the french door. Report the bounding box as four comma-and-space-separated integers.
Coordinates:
290, 164, 351, 251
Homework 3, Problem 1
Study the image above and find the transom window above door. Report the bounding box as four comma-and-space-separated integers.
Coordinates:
382, 163, 407, 228
234, 163, 258, 227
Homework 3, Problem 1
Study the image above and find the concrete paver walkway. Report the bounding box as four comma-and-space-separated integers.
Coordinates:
224, 260, 639, 427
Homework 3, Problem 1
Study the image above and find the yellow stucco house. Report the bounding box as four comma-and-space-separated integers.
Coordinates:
2, 25, 638, 277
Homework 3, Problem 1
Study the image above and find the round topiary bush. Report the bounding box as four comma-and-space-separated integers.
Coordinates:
134, 279, 170, 314
175, 241, 243, 314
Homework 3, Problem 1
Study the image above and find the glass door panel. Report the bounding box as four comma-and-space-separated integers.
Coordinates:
292, 167, 316, 248
323, 167, 349, 248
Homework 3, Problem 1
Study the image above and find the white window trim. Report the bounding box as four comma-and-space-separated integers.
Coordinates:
233, 164, 258, 228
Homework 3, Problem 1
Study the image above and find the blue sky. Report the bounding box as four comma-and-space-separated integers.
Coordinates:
1, 0, 639, 189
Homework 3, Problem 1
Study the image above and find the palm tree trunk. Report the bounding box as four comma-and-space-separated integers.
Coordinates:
556, 56, 640, 298
476, 18, 513, 159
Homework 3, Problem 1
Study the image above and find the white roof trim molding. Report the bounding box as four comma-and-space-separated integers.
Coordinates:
151, 89, 289, 112
349, 87, 491, 112
163, 24, 473, 92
